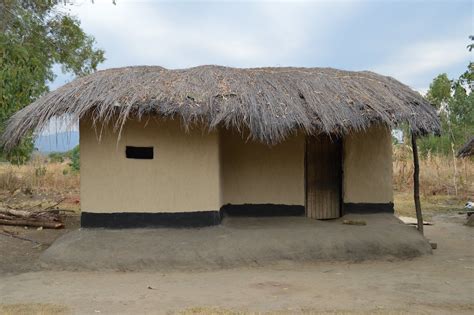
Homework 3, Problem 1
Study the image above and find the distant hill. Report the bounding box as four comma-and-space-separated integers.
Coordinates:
35, 131, 79, 153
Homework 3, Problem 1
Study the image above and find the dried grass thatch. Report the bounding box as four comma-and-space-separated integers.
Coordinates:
457, 137, 474, 158
2, 65, 440, 148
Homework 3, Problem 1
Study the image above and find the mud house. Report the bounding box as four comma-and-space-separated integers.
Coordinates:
3, 66, 440, 228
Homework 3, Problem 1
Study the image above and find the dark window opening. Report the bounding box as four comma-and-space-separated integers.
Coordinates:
126, 146, 154, 159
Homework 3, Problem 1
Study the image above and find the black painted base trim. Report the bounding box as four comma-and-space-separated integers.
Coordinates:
343, 203, 394, 214
81, 211, 221, 228
221, 204, 305, 217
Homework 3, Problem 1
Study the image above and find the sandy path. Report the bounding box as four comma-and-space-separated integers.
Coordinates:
1, 215, 473, 314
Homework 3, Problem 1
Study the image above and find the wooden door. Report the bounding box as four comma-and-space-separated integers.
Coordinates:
305, 135, 342, 219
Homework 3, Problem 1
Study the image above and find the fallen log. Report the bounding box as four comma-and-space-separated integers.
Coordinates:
0, 208, 32, 218
45, 209, 76, 213
0, 218, 64, 229
0, 213, 16, 220
0, 206, 65, 228
0, 208, 62, 221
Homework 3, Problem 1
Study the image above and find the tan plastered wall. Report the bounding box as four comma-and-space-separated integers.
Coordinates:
81, 116, 390, 213
343, 125, 393, 203
80, 117, 221, 213
220, 130, 305, 206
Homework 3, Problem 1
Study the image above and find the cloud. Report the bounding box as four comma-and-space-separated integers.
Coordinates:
68, 2, 267, 67
374, 37, 471, 86
62, 0, 359, 68
413, 87, 429, 97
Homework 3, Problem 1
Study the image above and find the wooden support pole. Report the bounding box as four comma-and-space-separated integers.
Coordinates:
411, 132, 423, 234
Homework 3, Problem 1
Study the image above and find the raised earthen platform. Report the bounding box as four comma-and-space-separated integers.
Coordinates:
40, 214, 432, 271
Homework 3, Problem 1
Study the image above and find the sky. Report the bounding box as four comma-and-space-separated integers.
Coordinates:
42, 0, 472, 139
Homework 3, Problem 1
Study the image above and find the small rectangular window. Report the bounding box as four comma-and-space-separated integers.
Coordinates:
126, 146, 154, 159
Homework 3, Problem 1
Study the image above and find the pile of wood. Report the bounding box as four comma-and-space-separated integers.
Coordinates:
0, 208, 64, 229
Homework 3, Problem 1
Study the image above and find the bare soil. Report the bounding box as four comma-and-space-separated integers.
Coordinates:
0, 212, 473, 314
0, 215, 80, 274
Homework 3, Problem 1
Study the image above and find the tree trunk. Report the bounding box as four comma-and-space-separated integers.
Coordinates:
411, 133, 423, 234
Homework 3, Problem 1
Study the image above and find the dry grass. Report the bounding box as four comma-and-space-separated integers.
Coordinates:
0, 157, 79, 194
392, 145, 473, 218
0, 303, 69, 315
393, 144, 473, 199
0, 157, 80, 212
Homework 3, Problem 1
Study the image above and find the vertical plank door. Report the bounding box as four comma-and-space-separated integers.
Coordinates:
305, 135, 342, 219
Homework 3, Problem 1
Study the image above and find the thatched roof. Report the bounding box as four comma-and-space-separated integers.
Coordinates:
457, 137, 474, 158
2, 65, 440, 148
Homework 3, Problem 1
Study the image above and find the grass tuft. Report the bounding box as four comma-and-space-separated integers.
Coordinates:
0, 303, 69, 315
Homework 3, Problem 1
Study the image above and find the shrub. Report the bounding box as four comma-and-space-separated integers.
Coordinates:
48, 152, 66, 163
69, 145, 80, 172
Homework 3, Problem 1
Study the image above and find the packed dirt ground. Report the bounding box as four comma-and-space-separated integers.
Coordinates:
0, 211, 473, 314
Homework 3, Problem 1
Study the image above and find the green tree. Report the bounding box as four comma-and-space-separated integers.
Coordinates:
419, 38, 474, 156
0, 0, 105, 164
426, 74, 451, 110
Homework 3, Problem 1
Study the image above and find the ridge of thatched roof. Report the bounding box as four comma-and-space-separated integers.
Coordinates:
457, 137, 474, 158
2, 65, 440, 148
